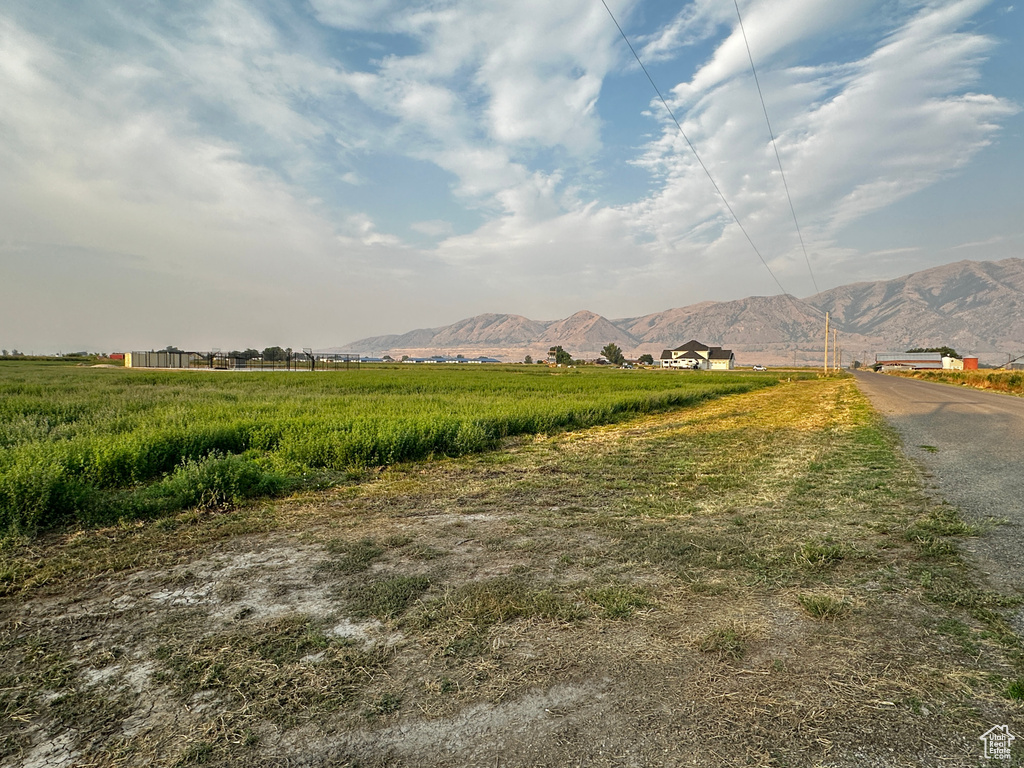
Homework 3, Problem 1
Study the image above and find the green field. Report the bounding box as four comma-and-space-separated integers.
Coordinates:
0, 362, 792, 535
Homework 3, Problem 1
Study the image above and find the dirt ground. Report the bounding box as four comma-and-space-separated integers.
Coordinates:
2, 378, 1022, 767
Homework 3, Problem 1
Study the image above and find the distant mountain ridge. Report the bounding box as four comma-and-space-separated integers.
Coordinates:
327, 258, 1024, 366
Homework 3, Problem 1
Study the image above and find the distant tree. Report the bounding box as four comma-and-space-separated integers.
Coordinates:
524, 354, 532, 364
601, 343, 625, 366
548, 346, 572, 365
401, 355, 410, 362
638, 353, 654, 365
907, 346, 960, 359
164, 345, 184, 354
243, 348, 260, 359
1, 350, 6, 356
262, 346, 286, 362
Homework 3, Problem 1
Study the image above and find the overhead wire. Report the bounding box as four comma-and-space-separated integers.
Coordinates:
732, 0, 820, 296
598, 0, 791, 299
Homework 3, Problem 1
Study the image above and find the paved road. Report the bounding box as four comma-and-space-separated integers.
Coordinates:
853, 370, 1024, 626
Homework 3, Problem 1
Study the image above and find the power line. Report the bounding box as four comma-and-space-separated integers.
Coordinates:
598, 0, 790, 298
732, 0, 820, 296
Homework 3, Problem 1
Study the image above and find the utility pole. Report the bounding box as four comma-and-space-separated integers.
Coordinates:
824, 312, 830, 373
832, 328, 838, 371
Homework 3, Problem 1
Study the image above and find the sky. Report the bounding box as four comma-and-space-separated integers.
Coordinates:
1, 0, 1021, 353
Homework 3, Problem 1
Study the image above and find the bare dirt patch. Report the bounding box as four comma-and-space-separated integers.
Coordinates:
2, 379, 1022, 766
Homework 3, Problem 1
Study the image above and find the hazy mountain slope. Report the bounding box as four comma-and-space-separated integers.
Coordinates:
811, 259, 1024, 353
429, 314, 550, 345
537, 311, 639, 349
615, 296, 825, 346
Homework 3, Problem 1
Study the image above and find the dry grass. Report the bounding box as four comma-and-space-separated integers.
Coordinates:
892, 368, 1024, 396
1, 378, 1022, 767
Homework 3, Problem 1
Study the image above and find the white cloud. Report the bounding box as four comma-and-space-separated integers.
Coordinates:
309, 0, 413, 32
323, 0, 629, 206
411, 219, 455, 237
638, 0, 731, 62
339, 213, 403, 247
672, 0, 881, 102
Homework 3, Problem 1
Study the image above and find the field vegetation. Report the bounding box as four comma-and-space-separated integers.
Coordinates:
891, 368, 1024, 395
1, 377, 1020, 766
0, 362, 790, 536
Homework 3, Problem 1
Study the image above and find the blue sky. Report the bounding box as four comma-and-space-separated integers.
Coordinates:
1, 0, 1020, 352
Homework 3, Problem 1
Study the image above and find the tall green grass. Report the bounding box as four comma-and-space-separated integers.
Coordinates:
0, 363, 786, 534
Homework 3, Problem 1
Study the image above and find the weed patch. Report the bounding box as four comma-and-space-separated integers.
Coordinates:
346, 575, 431, 618
587, 585, 652, 619
696, 623, 750, 660
1006, 679, 1024, 701
797, 593, 851, 620
799, 541, 847, 569
322, 537, 386, 574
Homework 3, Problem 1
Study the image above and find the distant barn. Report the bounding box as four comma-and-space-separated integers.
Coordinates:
875, 352, 976, 371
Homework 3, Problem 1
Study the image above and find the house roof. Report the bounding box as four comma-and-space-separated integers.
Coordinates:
708, 347, 734, 360
877, 352, 942, 362
673, 339, 710, 352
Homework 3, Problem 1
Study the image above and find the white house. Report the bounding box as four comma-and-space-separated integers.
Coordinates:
659, 340, 735, 370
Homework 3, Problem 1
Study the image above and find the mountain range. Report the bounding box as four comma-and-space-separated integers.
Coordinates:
328, 258, 1024, 366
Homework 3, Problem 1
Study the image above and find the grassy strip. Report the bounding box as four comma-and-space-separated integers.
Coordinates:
891, 368, 1024, 395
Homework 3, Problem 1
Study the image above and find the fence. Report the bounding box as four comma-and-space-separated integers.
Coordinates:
206, 353, 361, 371
126, 352, 360, 371
125, 351, 201, 369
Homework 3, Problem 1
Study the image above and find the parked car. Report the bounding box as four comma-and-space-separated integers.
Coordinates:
752, 364, 767, 371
